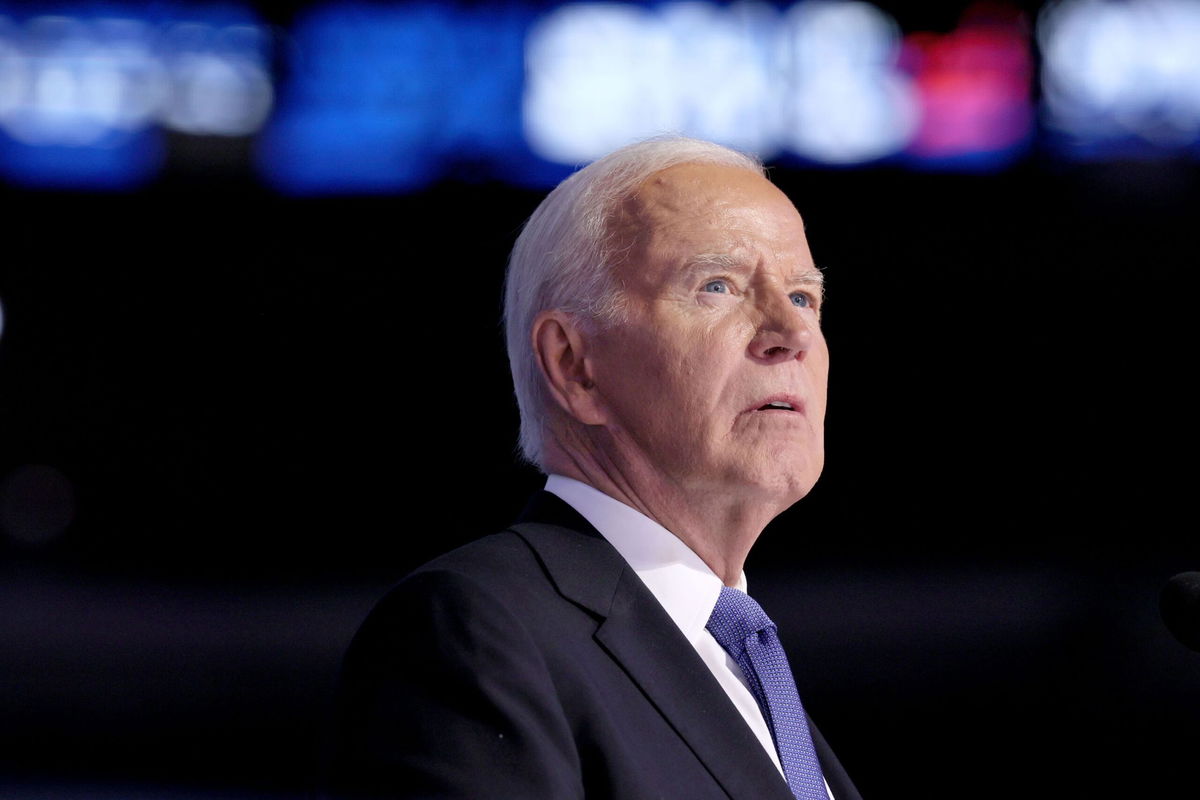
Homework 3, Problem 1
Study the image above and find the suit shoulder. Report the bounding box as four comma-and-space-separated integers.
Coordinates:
348, 530, 554, 655
413, 528, 542, 583
399, 528, 557, 609
327, 531, 588, 799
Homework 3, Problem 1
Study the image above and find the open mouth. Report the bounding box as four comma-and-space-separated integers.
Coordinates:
745, 394, 805, 415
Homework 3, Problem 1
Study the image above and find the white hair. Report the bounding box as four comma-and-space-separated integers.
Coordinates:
504, 136, 764, 469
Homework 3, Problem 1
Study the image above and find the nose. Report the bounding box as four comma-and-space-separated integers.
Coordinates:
748, 292, 819, 364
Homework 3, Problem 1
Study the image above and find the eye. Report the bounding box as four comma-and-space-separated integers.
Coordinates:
790, 291, 813, 308
702, 279, 731, 294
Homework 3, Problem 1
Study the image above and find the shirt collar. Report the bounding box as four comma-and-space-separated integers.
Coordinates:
544, 474, 748, 646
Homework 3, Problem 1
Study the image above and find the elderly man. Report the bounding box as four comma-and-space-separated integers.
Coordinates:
327, 137, 860, 800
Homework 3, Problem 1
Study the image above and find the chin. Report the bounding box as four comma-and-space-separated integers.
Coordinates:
772, 451, 824, 498
736, 459, 823, 508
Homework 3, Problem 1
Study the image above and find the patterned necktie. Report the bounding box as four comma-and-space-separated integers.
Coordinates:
706, 585, 829, 800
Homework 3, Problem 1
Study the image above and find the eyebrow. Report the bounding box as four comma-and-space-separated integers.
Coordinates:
794, 268, 825, 287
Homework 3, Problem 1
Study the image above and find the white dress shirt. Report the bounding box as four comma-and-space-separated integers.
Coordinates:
545, 475, 835, 800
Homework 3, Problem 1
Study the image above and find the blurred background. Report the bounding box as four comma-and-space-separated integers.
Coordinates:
0, 0, 1196, 797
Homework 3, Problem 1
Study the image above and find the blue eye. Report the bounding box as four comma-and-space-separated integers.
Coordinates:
790, 292, 811, 308
703, 279, 730, 294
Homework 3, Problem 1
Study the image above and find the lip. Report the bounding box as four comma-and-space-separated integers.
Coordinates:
743, 393, 806, 415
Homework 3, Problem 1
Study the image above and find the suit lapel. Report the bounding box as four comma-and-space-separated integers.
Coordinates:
594, 568, 798, 800
511, 493, 796, 800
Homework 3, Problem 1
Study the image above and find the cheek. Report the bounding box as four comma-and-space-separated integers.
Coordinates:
664, 326, 753, 440
604, 307, 754, 436
809, 344, 831, 409
663, 323, 737, 390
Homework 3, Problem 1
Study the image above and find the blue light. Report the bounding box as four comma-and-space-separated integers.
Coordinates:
523, 1, 921, 167
256, 3, 531, 195
11, 1, 1171, 193
0, 3, 272, 190
256, 1, 1033, 193
0, 127, 163, 189
1040, 0, 1200, 158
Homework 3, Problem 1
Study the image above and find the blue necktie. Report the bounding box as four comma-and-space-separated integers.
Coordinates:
706, 585, 829, 800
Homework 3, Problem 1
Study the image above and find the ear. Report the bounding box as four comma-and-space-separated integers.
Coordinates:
531, 310, 608, 426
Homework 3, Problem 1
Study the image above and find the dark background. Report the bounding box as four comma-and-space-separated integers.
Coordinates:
2, 1, 1198, 798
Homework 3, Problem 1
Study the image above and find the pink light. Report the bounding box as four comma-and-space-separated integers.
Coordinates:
901, 3, 1033, 160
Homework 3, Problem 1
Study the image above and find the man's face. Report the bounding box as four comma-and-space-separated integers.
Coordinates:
588, 163, 829, 509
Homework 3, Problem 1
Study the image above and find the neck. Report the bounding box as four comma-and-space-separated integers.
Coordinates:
542, 428, 784, 586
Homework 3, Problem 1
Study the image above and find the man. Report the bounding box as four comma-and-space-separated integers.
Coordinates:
326, 136, 860, 799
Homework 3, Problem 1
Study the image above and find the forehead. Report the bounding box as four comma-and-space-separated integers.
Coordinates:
611, 162, 812, 276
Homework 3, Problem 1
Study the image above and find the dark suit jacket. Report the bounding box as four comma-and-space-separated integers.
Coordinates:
326, 492, 861, 800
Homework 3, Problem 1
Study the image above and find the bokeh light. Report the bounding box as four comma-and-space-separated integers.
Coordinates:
0, 4, 273, 188
1040, 0, 1200, 156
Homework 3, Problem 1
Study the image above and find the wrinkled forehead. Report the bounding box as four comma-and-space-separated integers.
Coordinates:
609, 162, 809, 265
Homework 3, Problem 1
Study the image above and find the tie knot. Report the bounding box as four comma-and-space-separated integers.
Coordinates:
706, 585, 776, 658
